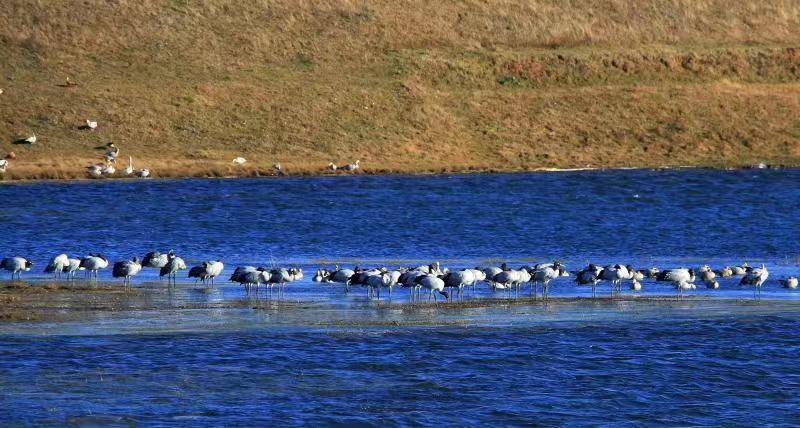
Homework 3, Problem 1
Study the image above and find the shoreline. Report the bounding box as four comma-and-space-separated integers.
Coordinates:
0, 163, 790, 185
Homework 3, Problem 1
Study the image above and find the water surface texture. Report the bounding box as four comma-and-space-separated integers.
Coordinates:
2, 169, 800, 425
2, 168, 797, 263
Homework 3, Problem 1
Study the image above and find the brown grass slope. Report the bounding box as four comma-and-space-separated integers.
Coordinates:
1, 0, 800, 179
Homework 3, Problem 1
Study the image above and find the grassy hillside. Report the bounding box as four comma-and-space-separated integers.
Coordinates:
1, 0, 800, 179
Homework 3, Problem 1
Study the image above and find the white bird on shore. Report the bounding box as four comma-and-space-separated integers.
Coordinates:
20, 133, 36, 144
327, 162, 338, 171
0, 159, 7, 173
136, 168, 150, 178
86, 163, 104, 178
104, 143, 120, 163
232, 157, 246, 166
101, 162, 116, 175
85, 120, 98, 130
124, 156, 134, 175
343, 159, 360, 172
273, 163, 285, 176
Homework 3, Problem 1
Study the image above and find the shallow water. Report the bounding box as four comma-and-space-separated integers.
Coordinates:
2, 169, 800, 425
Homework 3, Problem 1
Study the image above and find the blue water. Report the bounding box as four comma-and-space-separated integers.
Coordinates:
2, 169, 800, 425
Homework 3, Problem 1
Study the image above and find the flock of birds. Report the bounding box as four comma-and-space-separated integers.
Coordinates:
85, 142, 151, 178
3, 125, 359, 178
231, 157, 361, 175
4, 116, 152, 178
0, 252, 793, 301
2, 83, 360, 180
311, 261, 780, 300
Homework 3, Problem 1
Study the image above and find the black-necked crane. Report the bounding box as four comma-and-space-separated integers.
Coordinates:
739, 264, 769, 298
1, 256, 32, 280
142, 250, 172, 269
80, 254, 109, 279
188, 260, 224, 286
44, 254, 70, 279
113, 257, 142, 288
159, 253, 186, 285
656, 268, 697, 298
576, 264, 602, 297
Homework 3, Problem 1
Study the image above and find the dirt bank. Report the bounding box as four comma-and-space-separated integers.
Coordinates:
1, 1, 800, 181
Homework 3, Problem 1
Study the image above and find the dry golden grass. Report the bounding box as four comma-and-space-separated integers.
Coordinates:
1, 1, 800, 179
